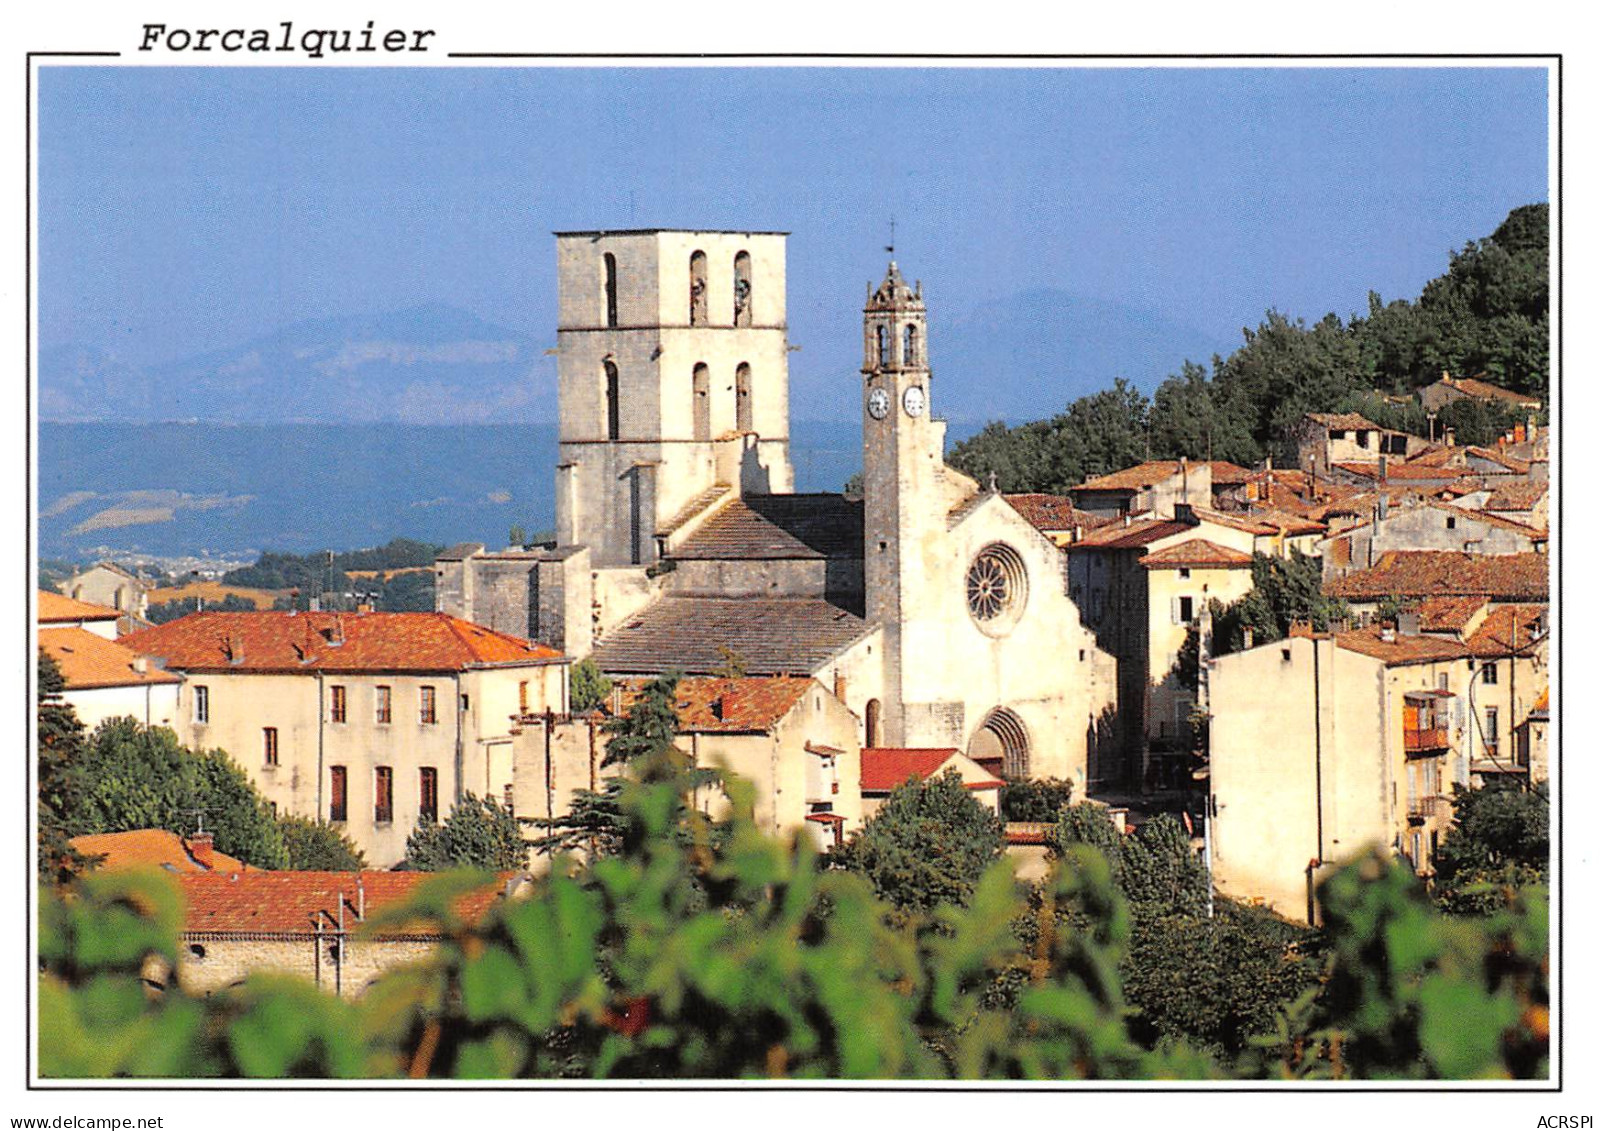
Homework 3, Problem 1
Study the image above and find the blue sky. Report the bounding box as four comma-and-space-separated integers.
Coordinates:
38, 65, 1549, 382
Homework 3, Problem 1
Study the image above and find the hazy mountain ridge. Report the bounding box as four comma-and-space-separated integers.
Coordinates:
41, 293, 1229, 427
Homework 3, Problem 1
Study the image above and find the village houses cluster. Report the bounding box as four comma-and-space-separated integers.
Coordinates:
44, 230, 1550, 993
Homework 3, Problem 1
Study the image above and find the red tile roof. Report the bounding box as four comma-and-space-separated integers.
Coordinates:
178, 870, 513, 936
1139, 539, 1253, 569
1003, 494, 1114, 533
122, 611, 564, 674
860, 748, 960, 793
1465, 604, 1548, 658
39, 628, 182, 690
1415, 596, 1489, 633
37, 590, 122, 624
615, 676, 816, 733
1485, 481, 1548, 512
1206, 461, 1255, 486
1189, 506, 1278, 536
1076, 461, 1193, 492
1306, 412, 1384, 431
1325, 552, 1549, 602
1433, 375, 1542, 407
1466, 446, 1530, 474
1067, 519, 1193, 551
1335, 627, 1470, 666
70, 830, 247, 874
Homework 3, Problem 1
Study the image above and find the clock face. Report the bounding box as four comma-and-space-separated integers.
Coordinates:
903, 385, 926, 417
867, 387, 891, 420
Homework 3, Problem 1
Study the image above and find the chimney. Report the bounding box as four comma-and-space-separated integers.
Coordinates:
1444, 427, 1456, 447
131, 656, 148, 674
187, 832, 215, 870
1379, 624, 1396, 644
833, 670, 847, 701
712, 695, 726, 722
356, 603, 373, 615
1174, 502, 1197, 526
1072, 524, 1083, 543
1122, 514, 1132, 528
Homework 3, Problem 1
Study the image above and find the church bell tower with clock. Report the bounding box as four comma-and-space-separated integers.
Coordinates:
862, 261, 942, 745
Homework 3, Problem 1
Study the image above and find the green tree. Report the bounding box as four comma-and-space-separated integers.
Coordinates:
998, 778, 1076, 823
1211, 552, 1348, 655
37, 651, 90, 882
568, 658, 613, 715
377, 569, 435, 613
70, 718, 288, 869
1432, 780, 1549, 917
600, 672, 681, 769
279, 816, 368, 871
403, 795, 529, 871
834, 768, 1004, 919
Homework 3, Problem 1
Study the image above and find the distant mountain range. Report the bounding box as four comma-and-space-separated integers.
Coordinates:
39, 293, 1232, 427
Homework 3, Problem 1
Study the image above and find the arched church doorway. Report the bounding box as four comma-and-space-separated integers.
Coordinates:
968, 707, 1030, 780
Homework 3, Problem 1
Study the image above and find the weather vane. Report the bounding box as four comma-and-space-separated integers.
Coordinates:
885, 216, 895, 257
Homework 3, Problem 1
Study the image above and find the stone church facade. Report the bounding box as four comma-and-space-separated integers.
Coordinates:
438, 230, 1115, 790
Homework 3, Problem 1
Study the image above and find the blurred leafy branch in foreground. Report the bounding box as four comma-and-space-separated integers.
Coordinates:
38, 678, 1546, 1080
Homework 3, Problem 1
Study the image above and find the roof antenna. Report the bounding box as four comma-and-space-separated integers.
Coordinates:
178, 807, 211, 836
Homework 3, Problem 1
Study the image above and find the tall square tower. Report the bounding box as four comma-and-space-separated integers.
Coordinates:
553, 230, 795, 567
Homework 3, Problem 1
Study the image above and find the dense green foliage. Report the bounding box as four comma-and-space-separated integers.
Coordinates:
1211, 552, 1349, 655
146, 593, 263, 625
37, 785, 1547, 1079
949, 205, 1548, 486
403, 795, 529, 872
998, 777, 1076, 823
37, 651, 91, 882
1432, 781, 1549, 917
224, 538, 442, 610
279, 816, 368, 871
569, 658, 613, 715
68, 718, 288, 869
833, 770, 1004, 920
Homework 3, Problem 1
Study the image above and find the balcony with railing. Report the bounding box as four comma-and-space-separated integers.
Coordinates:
1403, 690, 1454, 754
1407, 795, 1445, 821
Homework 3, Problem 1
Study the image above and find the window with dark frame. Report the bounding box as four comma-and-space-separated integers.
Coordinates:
375, 685, 392, 724
375, 766, 393, 824
330, 684, 347, 723
329, 766, 348, 823
263, 727, 278, 767
419, 767, 438, 825
1482, 664, 1498, 685
194, 685, 209, 724
420, 685, 438, 725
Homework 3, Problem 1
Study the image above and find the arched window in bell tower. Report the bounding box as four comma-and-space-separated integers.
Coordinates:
735, 362, 753, 432
603, 253, 618, 328
733, 251, 752, 327
689, 250, 709, 326
903, 323, 919, 367
876, 324, 890, 368
692, 363, 711, 441
604, 360, 621, 441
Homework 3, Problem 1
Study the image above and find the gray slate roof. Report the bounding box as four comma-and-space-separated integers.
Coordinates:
669, 494, 864, 561
590, 596, 872, 676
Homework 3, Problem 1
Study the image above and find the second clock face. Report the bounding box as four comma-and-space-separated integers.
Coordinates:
867, 387, 891, 420
902, 385, 926, 417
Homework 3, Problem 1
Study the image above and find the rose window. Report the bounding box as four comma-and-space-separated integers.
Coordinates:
965, 543, 1028, 632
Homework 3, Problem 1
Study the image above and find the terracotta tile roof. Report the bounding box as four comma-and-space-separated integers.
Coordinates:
1465, 446, 1530, 474
70, 830, 247, 874
1465, 603, 1548, 657
178, 870, 513, 936
1139, 539, 1253, 569
1485, 481, 1548, 512
1324, 551, 1549, 602
668, 494, 862, 560
1335, 627, 1470, 665
1404, 445, 1463, 468
1206, 461, 1255, 486
148, 581, 290, 610
590, 597, 872, 676
656, 484, 735, 539
1306, 412, 1383, 431
1434, 375, 1542, 406
1334, 461, 1460, 482
614, 676, 815, 733
121, 611, 564, 674
1067, 518, 1193, 551
1189, 506, 1278, 536
1076, 461, 1194, 492
1005, 823, 1054, 846
1415, 596, 1489, 633
37, 590, 122, 623
860, 748, 961, 793
38, 628, 182, 689
1003, 494, 1114, 533
1243, 507, 1327, 535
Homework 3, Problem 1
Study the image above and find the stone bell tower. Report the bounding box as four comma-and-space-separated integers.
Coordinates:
861, 262, 946, 745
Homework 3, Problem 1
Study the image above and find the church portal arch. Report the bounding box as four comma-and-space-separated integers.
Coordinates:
969, 707, 1031, 780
